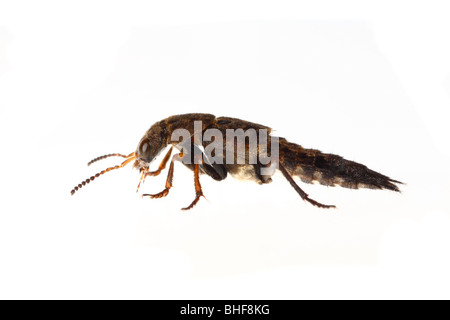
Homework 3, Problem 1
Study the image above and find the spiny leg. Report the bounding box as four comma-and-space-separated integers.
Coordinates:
278, 163, 336, 209
141, 152, 181, 199
182, 163, 205, 211
136, 146, 173, 193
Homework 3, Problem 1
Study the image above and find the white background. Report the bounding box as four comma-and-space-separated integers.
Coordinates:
1, 1, 450, 299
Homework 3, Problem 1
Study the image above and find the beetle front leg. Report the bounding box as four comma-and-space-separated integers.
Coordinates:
136, 146, 173, 192
145, 146, 173, 177
141, 152, 182, 199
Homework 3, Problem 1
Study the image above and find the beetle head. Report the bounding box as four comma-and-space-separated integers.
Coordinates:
135, 137, 153, 170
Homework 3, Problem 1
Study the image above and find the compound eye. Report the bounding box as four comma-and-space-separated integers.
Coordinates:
139, 140, 151, 160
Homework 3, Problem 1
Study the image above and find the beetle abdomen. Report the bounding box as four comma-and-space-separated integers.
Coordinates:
279, 139, 401, 191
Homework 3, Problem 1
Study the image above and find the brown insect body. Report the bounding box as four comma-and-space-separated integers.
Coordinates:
279, 139, 401, 191
71, 113, 402, 210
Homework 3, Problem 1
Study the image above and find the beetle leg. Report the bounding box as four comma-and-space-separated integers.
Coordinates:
141, 152, 182, 199
136, 147, 173, 192
136, 167, 148, 193
145, 146, 173, 177
278, 163, 336, 209
182, 163, 205, 211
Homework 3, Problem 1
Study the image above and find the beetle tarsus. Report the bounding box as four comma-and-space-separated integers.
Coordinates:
142, 188, 171, 199
182, 192, 204, 211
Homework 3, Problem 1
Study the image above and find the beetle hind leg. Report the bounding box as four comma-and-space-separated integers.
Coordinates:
278, 163, 336, 209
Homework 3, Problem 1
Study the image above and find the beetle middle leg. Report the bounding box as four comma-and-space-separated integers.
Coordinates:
181, 163, 205, 211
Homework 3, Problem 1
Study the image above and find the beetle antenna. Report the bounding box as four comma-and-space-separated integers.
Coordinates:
71, 153, 136, 195
87, 152, 135, 166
